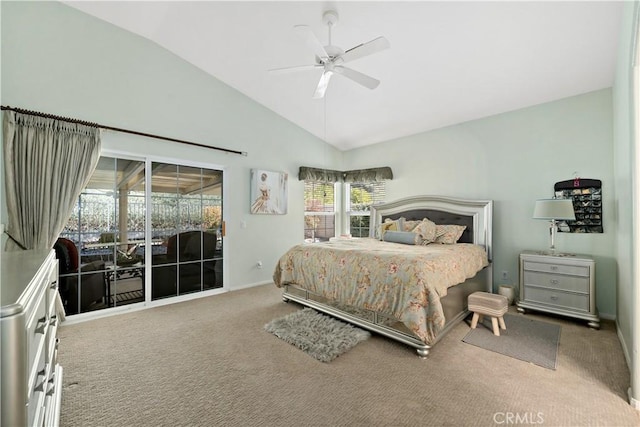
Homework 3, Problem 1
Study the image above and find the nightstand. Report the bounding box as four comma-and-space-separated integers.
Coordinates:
517, 250, 599, 329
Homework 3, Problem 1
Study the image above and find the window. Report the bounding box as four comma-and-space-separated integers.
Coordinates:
346, 182, 386, 237
304, 181, 336, 242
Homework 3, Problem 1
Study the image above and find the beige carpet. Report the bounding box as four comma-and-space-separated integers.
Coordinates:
58, 284, 640, 427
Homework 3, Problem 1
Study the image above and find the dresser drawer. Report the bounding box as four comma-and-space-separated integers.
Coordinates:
47, 260, 59, 312
523, 261, 589, 277
26, 286, 48, 394
27, 332, 48, 403
1, 249, 61, 427
28, 386, 46, 427
523, 286, 589, 312
43, 364, 63, 427
523, 271, 590, 293
46, 323, 59, 367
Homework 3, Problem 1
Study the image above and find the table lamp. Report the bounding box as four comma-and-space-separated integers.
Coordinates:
533, 198, 575, 254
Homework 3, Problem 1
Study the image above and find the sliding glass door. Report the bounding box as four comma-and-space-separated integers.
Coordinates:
59, 156, 146, 314
150, 162, 223, 300
59, 156, 223, 314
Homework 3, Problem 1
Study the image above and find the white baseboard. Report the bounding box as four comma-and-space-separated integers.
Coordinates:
628, 388, 640, 411
618, 326, 640, 411
616, 320, 632, 370
229, 280, 273, 291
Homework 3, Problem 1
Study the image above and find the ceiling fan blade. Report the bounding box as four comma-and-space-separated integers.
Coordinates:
269, 64, 322, 74
294, 25, 329, 61
334, 66, 380, 90
313, 71, 333, 99
341, 36, 390, 63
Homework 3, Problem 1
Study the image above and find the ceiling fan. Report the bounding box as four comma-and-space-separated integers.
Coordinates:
270, 10, 390, 99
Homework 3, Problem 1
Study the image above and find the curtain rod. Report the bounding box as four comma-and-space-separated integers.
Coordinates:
1, 105, 248, 156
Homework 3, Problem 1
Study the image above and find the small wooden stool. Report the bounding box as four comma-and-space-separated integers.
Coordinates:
468, 291, 508, 336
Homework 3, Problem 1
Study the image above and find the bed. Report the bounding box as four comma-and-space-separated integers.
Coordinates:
273, 195, 493, 358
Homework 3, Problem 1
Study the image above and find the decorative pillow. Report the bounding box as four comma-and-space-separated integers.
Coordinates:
382, 231, 422, 245
434, 224, 467, 244
379, 218, 403, 239
402, 219, 422, 232
411, 219, 437, 244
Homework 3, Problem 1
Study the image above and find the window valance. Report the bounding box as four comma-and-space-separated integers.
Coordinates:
299, 166, 393, 183
298, 167, 344, 183
343, 167, 393, 183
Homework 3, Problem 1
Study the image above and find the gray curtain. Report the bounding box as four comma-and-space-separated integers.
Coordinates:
3, 111, 101, 251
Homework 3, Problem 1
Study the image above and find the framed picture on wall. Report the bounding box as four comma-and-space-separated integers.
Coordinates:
250, 169, 288, 215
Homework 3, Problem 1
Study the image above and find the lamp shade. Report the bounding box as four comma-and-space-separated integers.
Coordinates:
533, 199, 576, 220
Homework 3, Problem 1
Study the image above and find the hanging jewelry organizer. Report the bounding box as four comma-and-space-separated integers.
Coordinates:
554, 177, 602, 233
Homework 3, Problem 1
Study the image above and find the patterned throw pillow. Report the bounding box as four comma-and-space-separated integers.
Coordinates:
402, 219, 422, 232
379, 218, 403, 239
434, 224, 467, 244
411, 219, 437, 244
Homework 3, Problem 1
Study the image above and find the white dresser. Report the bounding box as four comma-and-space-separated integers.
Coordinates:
517, 250, 599, 329
1, 249, 63, 427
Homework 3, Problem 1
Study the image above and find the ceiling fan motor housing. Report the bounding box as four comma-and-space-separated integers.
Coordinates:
322, 46, 345, 63
322, 10, 339, 27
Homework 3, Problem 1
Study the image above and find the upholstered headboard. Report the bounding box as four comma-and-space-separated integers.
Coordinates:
382, 209, 474, 244
371, 195, 493, 261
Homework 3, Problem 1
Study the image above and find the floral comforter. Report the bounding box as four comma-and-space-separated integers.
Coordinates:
273, 238, 489, 344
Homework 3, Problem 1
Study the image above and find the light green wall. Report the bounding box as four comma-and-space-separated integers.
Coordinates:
0, 1, 341, 289
0, 1, 626, 321
344, 89, 616, 317
613, 0, 638, 403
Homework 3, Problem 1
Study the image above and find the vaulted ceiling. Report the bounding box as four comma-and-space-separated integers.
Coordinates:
64, 1, 623, 151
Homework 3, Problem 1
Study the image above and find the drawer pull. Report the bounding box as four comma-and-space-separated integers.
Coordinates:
550, 279, 559, 285
550, 266, 558, 271
49, 315, 58, 327
550, 295, 559, 301
35, 317, 48, 335
50, 280, 58, 290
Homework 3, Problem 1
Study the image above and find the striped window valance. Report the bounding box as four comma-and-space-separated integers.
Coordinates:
299, 166, 393, 183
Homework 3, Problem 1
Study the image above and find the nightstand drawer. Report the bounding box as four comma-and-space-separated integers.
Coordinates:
524, 286, 589, 312
523, 261, 589, 277
523, 271, 590, 293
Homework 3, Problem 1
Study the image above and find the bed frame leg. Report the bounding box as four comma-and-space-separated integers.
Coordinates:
416, 348, 430, 359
